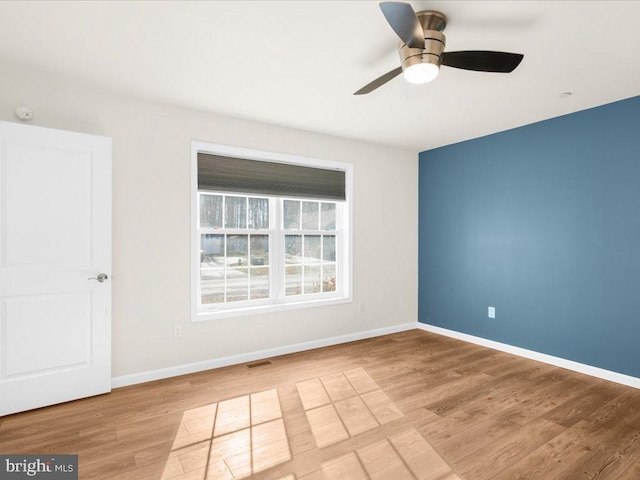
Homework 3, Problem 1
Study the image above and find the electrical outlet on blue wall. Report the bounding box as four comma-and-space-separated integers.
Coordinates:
488, 306, 496, 319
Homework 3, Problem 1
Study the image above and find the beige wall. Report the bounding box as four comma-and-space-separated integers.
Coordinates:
0, 61, 418, 378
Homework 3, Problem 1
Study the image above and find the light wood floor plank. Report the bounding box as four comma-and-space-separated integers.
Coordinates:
0, 329, 637, 480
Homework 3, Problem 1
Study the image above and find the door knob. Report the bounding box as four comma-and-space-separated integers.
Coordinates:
88, 273, 109, 282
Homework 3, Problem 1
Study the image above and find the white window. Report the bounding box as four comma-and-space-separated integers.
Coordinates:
282, 199, 339, 296
192, 142, 351, 320
199, 193, 272, 305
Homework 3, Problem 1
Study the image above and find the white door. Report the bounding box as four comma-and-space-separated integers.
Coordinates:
0, 121, 111, 416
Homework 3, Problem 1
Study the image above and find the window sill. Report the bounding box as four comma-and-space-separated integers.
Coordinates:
192, 295, 352, 321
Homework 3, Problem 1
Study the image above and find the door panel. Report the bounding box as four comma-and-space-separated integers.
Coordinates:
0, 121, 111, 416
4, 143, 91, 266
4, 293, 91, 377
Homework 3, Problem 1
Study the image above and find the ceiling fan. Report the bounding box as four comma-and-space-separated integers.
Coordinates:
354, 2, 524, 95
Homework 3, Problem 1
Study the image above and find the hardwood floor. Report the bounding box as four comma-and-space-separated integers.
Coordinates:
1, 329, 640, 479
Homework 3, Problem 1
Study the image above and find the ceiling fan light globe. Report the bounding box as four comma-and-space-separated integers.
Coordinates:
403, 62, 440, 84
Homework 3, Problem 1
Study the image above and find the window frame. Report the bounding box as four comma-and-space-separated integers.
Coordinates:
191, 141, 353, 321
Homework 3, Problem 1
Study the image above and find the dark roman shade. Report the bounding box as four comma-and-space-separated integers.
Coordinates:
197, 152, 346, 201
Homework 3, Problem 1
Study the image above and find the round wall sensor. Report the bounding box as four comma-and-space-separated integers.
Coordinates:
14, 106, 34, 121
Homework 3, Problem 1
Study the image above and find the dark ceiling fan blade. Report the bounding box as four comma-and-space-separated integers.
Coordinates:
379, 2, 425, 49
441, 51, 524, 73
354, 67, 403, 95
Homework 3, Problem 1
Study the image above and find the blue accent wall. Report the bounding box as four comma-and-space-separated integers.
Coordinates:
418, 96, 640, 378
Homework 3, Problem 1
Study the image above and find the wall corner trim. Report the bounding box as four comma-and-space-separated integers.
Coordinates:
111, 323, 416, 388
417, 323, 640, 389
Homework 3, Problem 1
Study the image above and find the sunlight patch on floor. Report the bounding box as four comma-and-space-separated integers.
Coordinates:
296, 367, 404, 448
312, 429, 461, 480
162, 367, 459, 480
161, 388, 291, 480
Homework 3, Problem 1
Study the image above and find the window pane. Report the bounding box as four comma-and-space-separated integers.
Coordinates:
304, 265, 321, 294
226, 267, 248, 302
285, 235, 303, 264
304, 235, 321, 263
323, 264, 336, 292
201, 268, 225, 304
250, 267, 269, 299
323, 235, 336, 262
250, 235, 269, 266
225, 196, 247, 229
198, 192, 343, 309
200, 194, 223, 229
226, 234, 248, 266
321, 203, 336, 230
283, 200, 300, 230
302, 201, 319, 230
248, 197, 269, 229
285, 265, 302, 296
201, 234, 225, 266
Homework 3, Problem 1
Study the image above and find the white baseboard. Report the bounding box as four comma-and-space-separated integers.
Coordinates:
111, 322, 416, 388
113, 322, 640, 390
417, 323, 640, 389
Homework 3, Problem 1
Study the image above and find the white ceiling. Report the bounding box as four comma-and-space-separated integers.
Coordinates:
1, 1, 639, 151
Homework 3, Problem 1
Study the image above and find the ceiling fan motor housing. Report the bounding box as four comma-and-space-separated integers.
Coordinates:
399, 11, 447, 73
399, 30, 445, 72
